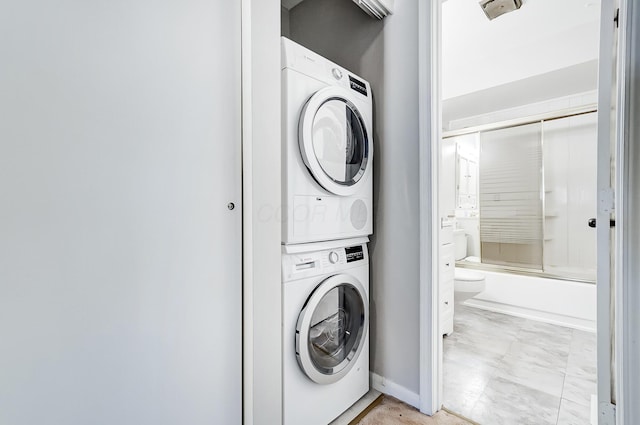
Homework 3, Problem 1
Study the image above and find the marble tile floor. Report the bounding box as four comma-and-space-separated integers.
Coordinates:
443, 305, 597, 425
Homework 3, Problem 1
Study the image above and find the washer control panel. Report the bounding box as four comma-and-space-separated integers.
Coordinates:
282, 242, 369, 282
345, 245, 364, 263
328, 251, 340, 264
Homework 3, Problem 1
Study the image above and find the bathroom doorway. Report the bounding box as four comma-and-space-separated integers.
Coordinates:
441, 114, 599, 423
418, 0, 627, 424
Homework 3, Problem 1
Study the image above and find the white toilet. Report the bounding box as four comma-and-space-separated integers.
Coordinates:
453, 229, 485, 305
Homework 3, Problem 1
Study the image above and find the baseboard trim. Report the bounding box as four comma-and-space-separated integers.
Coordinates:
370, 372, 420, 409
463, 299, 597, 332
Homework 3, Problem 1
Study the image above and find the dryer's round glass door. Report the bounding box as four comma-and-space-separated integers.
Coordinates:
311, 98, 368, 186
299, 86, 372, 197
295, 274, 369, 385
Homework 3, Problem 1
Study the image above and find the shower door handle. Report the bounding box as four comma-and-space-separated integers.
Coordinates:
588, 218, 616, 228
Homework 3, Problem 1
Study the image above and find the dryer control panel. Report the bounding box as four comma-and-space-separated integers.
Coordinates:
281, 37, 371, 100
282, 241, 369, 283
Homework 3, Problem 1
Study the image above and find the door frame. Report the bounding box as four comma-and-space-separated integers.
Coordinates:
241, 0, 283, 424
596, 0, 620, 423
418, 0, 442, 415
418, 1, 636, 421
615, 2, 640, 423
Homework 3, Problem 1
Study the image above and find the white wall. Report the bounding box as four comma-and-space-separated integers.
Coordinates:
441, 0, 600, 126
442, 61, 599, 126
289, 0, 423, 405
442, 0, 600, 100
0, 1, 243, 423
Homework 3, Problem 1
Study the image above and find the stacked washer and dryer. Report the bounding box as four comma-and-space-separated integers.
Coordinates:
281, 37, 374, 425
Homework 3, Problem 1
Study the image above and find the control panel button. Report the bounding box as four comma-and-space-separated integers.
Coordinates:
331, 68, 343, 80
329, 251, 339, 264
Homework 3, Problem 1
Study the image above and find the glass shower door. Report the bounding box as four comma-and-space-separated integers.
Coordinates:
478, 122, 544, 269
542, 113, 598, 281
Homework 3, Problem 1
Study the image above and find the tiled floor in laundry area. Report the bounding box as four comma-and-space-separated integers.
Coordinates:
443, 305, 597, 425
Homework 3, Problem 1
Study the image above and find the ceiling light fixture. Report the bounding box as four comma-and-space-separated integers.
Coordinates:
479, 0, 523, 20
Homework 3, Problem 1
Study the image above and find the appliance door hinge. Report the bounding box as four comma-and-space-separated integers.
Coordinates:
614, 8, 619, 28
599, 402, 616, 425
599, 187, 615, 214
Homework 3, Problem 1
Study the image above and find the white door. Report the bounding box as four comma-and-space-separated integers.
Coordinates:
0, 1, 242, 424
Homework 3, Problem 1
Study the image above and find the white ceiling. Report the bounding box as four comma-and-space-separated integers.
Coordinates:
442, 59, 598, 125
442, 0, 601, 108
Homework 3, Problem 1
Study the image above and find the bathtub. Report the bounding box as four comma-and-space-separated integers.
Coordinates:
462, 269, 597, 332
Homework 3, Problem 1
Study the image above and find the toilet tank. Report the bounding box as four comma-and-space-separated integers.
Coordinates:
453, 229, 467, 260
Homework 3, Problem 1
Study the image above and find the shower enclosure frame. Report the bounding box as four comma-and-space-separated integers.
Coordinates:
442, 105, 599, 283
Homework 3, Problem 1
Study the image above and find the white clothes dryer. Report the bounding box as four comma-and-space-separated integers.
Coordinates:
282, 37, 373, 244
282, 237, 370, 425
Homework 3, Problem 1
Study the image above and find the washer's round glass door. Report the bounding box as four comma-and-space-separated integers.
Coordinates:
296, 274, 368, 385
299, 87, 371, 196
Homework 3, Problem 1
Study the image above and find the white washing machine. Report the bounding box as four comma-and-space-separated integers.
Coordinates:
282, 237, 370, 425
282, 37, 373, 245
